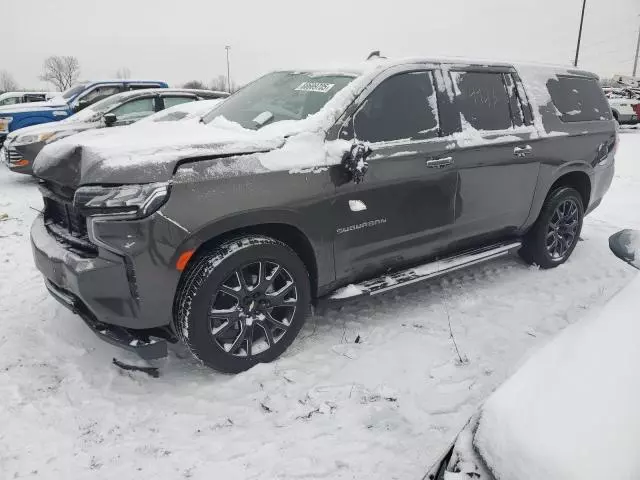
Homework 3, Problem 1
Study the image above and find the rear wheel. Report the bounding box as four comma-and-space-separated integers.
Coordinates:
520, 187, 584, 269
175, 236, 311, 373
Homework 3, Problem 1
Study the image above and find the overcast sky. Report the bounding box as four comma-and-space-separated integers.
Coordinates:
3, 0, 639, 90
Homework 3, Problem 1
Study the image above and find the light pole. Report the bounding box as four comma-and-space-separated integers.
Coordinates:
633, 20, 640, 77
225, 45, 231, 93
574, 0, 587, 67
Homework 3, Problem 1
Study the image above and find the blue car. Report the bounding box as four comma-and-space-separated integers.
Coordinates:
0, 80, 168, 145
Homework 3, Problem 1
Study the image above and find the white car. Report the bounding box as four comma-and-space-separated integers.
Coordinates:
603, 87, 639, 125
0, 91, 58, 107
426, 229, 640, 480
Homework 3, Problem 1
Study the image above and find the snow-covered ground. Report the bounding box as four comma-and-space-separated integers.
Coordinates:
1, 131, 638, 480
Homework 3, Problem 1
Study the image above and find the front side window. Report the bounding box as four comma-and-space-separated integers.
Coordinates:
547, 76, 612, 122
110, 97, 155, 121
202, 71, 354, 130
162, 96, 196, 109
451, 71, 512, 131
353, 71, 440, 143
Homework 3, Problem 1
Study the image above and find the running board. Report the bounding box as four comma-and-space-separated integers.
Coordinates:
326, 241, 521, 303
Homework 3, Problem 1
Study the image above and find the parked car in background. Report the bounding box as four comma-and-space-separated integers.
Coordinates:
30, 58, 615, 373
136, 97, 226, 124
4, 88, 225, 175
603, 87, 640, 124
0, 80, 169, 146
424, 229, 640, 480
0, 91, 57, 107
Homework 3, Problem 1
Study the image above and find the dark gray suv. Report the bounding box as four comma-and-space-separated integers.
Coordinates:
30, 58, 616, 373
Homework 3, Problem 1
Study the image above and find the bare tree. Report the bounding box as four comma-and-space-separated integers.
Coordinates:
182, 80, 207, 90
40, 56, 80, 91
114, 67, 131, 79
210, 74, 237, 93
0, 70, 19, 93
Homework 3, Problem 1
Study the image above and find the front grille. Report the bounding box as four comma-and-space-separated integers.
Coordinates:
43, 196, 98, 257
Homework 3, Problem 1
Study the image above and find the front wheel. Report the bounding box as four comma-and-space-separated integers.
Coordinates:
175, 236, 311, 373
519, 187, 584, 269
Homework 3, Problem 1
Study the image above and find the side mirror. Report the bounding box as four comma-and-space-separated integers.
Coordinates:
73, 99, 91, 113
341, 142, 372, 184
103, 113, 117, 126
609, 229, 640, 270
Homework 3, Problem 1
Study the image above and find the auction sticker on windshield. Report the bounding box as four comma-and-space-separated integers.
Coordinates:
295, 82, 335, 93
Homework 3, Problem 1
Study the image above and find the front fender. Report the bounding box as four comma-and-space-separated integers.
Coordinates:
163, 208, 334, 295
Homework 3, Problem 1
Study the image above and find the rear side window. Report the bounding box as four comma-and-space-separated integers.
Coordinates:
546, 76, 612, 122
451, 71, 512, 131
163, 96, 196, 109
353, 71, 440, 143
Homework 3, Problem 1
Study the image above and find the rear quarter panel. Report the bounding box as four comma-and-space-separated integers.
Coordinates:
522, 119, 615, 231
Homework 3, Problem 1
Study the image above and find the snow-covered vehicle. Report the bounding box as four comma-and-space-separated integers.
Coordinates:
0, 80, 168, 146
603, 87, 640, 124
30, 58, 616, 373
4, 89, 227, 175
0, 91, 57, 107
136, 98, 225, 124
425, 229, 640, 480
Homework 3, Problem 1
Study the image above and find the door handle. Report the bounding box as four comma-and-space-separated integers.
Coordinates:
513, 145, 533, 157
426, 156, 454, 168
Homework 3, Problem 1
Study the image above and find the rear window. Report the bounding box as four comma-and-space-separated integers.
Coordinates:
546, 76, 612, 122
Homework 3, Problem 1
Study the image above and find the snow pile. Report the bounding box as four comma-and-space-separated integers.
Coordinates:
1, 129, 639, 478
474, 274, 640, 480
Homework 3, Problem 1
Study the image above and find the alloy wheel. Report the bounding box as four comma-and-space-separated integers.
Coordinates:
208, 261, 298, 357
545, 199, 580, 260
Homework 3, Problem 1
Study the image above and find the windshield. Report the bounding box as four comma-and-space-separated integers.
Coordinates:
66, 93, 127, 122
202, 71, 355, 129
61, 83, 89, 100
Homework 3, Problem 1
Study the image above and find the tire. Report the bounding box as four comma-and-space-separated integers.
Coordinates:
519, 187, 584, 269
175, 236, 311, 373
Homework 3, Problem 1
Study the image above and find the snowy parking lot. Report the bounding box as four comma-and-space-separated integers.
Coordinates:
1, 130, 639, 480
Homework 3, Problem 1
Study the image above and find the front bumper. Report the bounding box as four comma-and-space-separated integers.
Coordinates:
44, 279, 168, 359
31, 208, 188, 358
5, 143, 36, 175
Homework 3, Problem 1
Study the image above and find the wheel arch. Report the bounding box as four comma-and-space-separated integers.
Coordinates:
523, 165, 593, 233
548, 169, 592, 209
176, 212, 324, 300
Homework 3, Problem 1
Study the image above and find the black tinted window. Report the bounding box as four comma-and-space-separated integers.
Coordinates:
353, 71, 439, 143
452, 71, 512, 130
547, 76, 612, 122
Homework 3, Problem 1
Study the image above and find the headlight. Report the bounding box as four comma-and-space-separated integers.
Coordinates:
0, 117, 13, 133
73, 183, 170, 218
13, 132, 56, 146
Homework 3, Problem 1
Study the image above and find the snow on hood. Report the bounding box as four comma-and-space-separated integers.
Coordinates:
474, 273, 640, 480
0, 97, 68, 114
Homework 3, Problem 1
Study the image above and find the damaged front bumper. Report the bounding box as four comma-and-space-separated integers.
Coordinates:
30, 206, 188, 359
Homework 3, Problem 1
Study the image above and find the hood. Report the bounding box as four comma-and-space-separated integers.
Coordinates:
33, 119, 286, 186
0, 97, 68, 114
